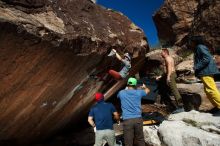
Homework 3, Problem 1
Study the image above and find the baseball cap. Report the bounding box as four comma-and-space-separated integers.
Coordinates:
127, 77, 137, 86
95, 92, 104, 101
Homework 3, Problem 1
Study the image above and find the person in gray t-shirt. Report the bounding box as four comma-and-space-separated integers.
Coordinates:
108, 49, 131, 80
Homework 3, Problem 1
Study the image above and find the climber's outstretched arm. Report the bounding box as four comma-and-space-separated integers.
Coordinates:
112, 49, 122, 61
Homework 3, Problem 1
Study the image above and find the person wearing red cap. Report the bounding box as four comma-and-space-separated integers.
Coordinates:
88, 93, 119, 146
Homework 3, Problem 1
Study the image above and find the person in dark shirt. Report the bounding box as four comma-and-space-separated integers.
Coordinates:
188, 36, 220, 116
88, 93, 119, 146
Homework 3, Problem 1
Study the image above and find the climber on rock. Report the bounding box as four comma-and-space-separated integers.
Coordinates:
108, 49, 131, 80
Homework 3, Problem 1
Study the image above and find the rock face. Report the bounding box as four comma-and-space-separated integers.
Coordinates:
143, 111, 220, 146
144, 48, 183, 78
143, 126, 161, 146
176, 54, 193, 72
159, 111, 220, 146
177, 83, 213, 111
0, 0, 148, 53
153, 0, 220, 50
0, 0, 148, 144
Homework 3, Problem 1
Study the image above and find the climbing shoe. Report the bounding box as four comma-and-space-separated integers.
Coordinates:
172, 107, 185, 114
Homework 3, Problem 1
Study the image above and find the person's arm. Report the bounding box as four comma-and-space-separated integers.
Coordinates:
166, 58, 172, 83
113, 112, 120, 123
88, 116, 96, 127
156, 75, 162, 80
110, 103, 120, 124
141, 84, 150, 94
112, 49, 123, 61
195, 45, 211, 71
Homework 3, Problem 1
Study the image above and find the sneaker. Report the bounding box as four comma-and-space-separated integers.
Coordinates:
172, 107, 185, 114
208, 107, 219, 114
107, 49, 116, 56
212, 108, 220, 117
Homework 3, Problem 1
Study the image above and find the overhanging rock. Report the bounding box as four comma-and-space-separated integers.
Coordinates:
0, 0, 149, 144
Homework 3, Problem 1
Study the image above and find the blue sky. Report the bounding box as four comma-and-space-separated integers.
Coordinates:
97, 0, 164, 47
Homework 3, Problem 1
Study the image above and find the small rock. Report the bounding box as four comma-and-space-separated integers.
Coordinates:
143, 126, 161, 146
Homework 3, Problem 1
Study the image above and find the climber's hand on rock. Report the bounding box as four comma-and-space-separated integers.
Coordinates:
156, 76, 161, 80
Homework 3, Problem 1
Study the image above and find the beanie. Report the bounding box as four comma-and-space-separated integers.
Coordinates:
95, 92, 104, 102
124, 53, 131, 61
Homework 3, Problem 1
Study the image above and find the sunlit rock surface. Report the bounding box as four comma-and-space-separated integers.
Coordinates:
153, 0, 220, 50
144, 111, 220, 146
143, 126, 161, 146
159, 111, 220, 146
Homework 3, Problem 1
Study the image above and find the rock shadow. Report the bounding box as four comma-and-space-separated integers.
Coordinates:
181, 93, 202, 111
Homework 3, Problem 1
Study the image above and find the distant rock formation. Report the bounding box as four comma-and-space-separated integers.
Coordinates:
0, 0, 148, 144
153, 0, 220, 50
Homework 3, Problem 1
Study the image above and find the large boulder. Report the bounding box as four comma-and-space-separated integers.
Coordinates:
0, 0, 148, 52
159, 111, 220, 146
144, 48, 182, 77
177, 83, 215, 111
176, 54, 193, 73
153, 0, 220, 50
143, 126, 161, 146
0, 0, 148, 144
143, 111, 220, 146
